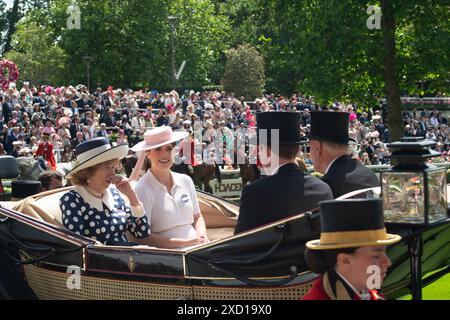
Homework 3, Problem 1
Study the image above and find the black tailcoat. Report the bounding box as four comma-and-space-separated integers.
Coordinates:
235, 163, 333, 234
321, 155, 379, 199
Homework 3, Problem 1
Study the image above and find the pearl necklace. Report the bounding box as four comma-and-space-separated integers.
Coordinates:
85, 186, 104, 199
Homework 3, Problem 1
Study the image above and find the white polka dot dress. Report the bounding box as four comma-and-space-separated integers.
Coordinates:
60, 188, 150, 245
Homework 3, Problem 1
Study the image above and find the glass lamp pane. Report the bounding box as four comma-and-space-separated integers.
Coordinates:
382, 172, 425, 223
427, 170, 447, 223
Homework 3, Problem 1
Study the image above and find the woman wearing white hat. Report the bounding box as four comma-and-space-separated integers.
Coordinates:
60, 138, 150, 245
130, 126, 209, 249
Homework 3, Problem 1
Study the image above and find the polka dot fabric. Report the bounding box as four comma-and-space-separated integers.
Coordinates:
60, 188, 150, 245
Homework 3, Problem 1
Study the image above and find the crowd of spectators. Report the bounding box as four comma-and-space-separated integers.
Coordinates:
1, 81, 449, 169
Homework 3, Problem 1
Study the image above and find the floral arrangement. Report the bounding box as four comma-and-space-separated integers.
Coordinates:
0, 60, 19, 91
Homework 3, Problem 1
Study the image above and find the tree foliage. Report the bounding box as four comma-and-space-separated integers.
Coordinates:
0, 0, 49, 55
5, 19, 67, 85
2, 0, 231, 89
219, 0, 449, 141
41, 0, 170, 89
167, 0, 231, 88
0, 1, 7, 53
0, 0, 448, 126
222, 43, 265, 100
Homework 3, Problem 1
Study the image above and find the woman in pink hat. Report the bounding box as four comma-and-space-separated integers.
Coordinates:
130, 126, 209, 249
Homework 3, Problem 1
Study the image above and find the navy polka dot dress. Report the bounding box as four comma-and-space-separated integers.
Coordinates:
59, 188, 150, 245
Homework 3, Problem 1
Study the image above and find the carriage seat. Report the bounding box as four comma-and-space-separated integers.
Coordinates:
0, 186, 239, 241
0, 187, 71, 227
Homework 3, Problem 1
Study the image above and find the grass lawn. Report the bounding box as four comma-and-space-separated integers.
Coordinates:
400, 273, 450, 300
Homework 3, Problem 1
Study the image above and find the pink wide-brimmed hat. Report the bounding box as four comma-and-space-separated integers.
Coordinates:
131, 126, 188, 153
129, 126, 188, 181
58, 116, 70, 127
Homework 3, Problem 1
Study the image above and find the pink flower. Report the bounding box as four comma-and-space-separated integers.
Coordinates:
0, 60, 19, 90
45, 86, 54, 95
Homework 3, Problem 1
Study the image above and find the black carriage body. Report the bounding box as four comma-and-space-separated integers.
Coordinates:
0, 202, 449, 299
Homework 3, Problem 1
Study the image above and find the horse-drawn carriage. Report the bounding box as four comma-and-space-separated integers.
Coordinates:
0, 185, 448, 300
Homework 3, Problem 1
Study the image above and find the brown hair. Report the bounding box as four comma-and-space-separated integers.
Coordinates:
278, 144, 300, 159
38, 170, 63, 190
264, 142, 300, 160
304, 247, 358, 274
69, 158, 118, 186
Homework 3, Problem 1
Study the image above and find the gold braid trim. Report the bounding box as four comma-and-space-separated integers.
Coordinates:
322, 272, 353, 300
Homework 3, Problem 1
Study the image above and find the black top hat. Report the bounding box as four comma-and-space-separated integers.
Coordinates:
306, 199, 401, 250
11, 180, 42, 199
309, 111, 350, 144
256, 112, 302, 145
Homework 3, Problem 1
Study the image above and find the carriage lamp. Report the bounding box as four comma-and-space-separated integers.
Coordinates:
381, 137, 448, 225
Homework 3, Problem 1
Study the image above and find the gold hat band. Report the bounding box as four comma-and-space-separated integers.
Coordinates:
319, 228, 388, 246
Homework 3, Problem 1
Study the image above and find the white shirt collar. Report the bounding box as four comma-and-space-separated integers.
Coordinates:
147, 169, 182, 193
73, 185, 115, 211
335, 269, 371, 300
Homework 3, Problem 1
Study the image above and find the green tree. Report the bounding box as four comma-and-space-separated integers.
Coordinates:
1, 0, 56, 55
167, 0, 231, 89
0, 1, 7, 54
222, 44, 265, 100
42, 0, 169, 89
224, 0, 449, 141
3, 0, 21, 54
15, 0, 231, 89
5, 19, 67, 85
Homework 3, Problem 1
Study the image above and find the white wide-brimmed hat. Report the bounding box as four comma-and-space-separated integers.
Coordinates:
65, 137, 128, 179
129, 126, 188, 181
63, 107, 73, 117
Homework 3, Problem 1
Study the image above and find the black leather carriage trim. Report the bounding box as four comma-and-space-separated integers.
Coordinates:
207, 262, 299, 287
0, 206, 95, 247
190, 223, 301, 286
0, 215, 86, 265
209, 224, 287, 265
85, 247, 186, 279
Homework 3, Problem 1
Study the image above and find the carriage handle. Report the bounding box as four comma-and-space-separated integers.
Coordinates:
207, 261, 299, 287
2, 246, 56, 265
203, 223, 299, 286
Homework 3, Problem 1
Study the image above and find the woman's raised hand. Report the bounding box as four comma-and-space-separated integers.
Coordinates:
109, 176, 140, 206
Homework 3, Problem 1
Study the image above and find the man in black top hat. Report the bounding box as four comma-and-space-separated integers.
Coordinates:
309, 112, 379, 199
234, 112, 333, 234
303, 198, 401, 300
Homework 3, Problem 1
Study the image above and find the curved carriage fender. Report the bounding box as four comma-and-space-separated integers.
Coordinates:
0, 250, 38, 300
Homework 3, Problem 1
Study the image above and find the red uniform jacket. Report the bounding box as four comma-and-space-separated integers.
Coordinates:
302, 276, 383, 301
36, 142, 56, 170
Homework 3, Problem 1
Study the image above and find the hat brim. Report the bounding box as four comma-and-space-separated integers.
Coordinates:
305, 234, 401, 250
131, 131, 188, 152
65, 144, 129, 180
